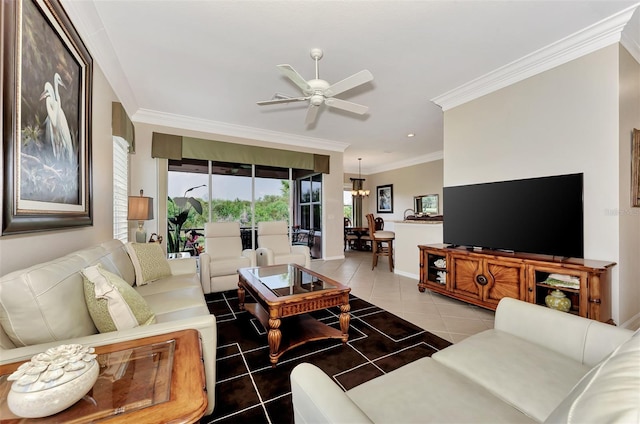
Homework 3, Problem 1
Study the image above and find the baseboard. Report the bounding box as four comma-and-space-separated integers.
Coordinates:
322, 254, 345, 261
394, 269, 419, 280
620, 312, 640, 331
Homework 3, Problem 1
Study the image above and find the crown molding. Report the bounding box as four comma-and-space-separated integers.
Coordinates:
344, 151, 444, 174
621, 7, 640, 64
132, 109, 350, 153
368, 151, 444, 174
622, 30, 640, 63
61, 0, 139, 114
431, 4, 640, 111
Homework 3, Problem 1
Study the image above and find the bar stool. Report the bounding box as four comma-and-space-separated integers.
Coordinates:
366, 213, 395, 271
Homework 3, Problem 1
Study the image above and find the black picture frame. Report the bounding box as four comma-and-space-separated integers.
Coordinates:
2, 0, 93, 235
376, 184, 393, 213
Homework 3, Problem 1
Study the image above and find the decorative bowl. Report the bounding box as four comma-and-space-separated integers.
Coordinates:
7, 344, 98, 418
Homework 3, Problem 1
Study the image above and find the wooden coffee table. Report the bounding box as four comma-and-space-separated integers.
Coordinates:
0, 329, 207, 423
238, 264, 351, 366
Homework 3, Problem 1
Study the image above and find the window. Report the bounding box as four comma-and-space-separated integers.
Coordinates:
167, 160, 292, 253
343, 189, 353, 222
297, 174, 322, 231
113, 136, 129, 241
212, 167, 253, 249
167, 169, 208, 255
255, 164, 290, 229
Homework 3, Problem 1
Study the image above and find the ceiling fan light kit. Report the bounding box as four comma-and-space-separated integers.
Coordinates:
257, 48, 373, 125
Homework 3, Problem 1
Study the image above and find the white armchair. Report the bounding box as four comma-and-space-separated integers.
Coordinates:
256, 221, 311, 269
199, 221, 256, 293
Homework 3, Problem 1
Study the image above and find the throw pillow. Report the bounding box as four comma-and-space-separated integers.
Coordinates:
82, 264, 156, 333
125, 242, 172, 286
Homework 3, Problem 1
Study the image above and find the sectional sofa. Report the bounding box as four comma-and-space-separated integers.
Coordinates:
291, 297, 638, 423
0, 239, 217, 415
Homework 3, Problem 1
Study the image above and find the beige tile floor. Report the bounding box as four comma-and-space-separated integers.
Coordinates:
309, 249, 495, 343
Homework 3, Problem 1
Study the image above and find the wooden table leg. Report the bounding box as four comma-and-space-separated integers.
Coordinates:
268, 318, 282, 366
339, 303, 351, 343
238, 285, 245, 310
388, 241, 394, 272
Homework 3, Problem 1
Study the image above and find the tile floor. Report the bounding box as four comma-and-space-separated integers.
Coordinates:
309, 249, 495, 343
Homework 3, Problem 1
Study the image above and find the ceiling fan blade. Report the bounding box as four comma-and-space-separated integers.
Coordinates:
325, 70, 373, 97
277, 64, 311, 93
257, 96, 308, 106
324, 97, 368, 115
305, 104, 320, 124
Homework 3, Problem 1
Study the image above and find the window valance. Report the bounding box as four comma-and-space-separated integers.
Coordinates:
111, 102, 135, 152
151, 132, 330, 173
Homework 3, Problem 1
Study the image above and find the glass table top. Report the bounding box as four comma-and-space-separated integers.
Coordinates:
248, 264, 337, 297
0, 340, 175, 423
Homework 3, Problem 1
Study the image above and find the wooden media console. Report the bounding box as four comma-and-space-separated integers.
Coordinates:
418, 244, 616, 324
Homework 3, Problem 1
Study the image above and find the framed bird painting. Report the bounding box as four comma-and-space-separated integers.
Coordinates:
2, 0, 93, 234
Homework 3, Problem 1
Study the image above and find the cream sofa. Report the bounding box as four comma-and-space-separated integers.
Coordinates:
291, 297, 638, 423
0, 239, 217, 416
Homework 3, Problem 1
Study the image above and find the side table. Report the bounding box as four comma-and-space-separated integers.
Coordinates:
0, 329, 207, 423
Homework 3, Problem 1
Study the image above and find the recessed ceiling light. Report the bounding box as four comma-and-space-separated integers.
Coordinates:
407, 133, 415, 138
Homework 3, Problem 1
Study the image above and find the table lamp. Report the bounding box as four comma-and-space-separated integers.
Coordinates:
128, 189, 154, 243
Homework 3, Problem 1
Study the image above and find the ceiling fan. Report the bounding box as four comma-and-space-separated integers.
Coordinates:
257, 48, 373, 125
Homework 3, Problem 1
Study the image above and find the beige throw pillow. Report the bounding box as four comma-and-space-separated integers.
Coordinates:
82, 264, 156, 333
125, 242, 172, 286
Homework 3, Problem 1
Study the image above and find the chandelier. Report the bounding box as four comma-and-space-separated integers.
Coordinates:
351, 158, 370, 197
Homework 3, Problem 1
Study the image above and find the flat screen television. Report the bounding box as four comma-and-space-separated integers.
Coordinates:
443, 173, 583, 258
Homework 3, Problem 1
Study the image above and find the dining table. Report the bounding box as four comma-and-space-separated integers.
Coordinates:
345, 226, 370, 251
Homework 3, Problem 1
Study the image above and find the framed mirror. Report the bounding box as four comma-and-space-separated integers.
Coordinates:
414, 194, 439, 215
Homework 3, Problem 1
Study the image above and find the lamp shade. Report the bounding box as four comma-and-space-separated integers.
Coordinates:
128, 196, 153, 221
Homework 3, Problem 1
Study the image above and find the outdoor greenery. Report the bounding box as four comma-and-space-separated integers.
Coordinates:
167, 195, 203, 253
167, 181, 290, 253
344, 205, 352, 219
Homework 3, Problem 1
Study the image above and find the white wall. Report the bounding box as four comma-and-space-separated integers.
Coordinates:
343, 160, 444, 271
618, 45, 640, 328
443, 44, 639, 326
360, 160, 444, 227
0, 65, 119, 275
394, 222, 443, 278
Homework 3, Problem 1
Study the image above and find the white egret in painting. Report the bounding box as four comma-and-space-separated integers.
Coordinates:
53, 73, 64, 104
52, 73, 74, 163
39, 82, 60, 159
40, 73, 74, 163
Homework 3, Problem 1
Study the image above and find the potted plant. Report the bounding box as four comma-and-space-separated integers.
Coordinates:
167, 187, 204, 253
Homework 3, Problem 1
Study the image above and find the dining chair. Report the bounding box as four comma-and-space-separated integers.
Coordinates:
365, 213, 395, 271
344, 218, 358, 250
293, 228, 315, 248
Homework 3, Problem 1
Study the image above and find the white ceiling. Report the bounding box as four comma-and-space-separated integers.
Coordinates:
61, 0, 640, 174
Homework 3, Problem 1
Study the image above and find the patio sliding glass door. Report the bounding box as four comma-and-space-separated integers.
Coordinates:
167, 159, 321, 257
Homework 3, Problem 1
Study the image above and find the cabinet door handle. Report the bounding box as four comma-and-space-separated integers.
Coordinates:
476, 275, 488, 286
